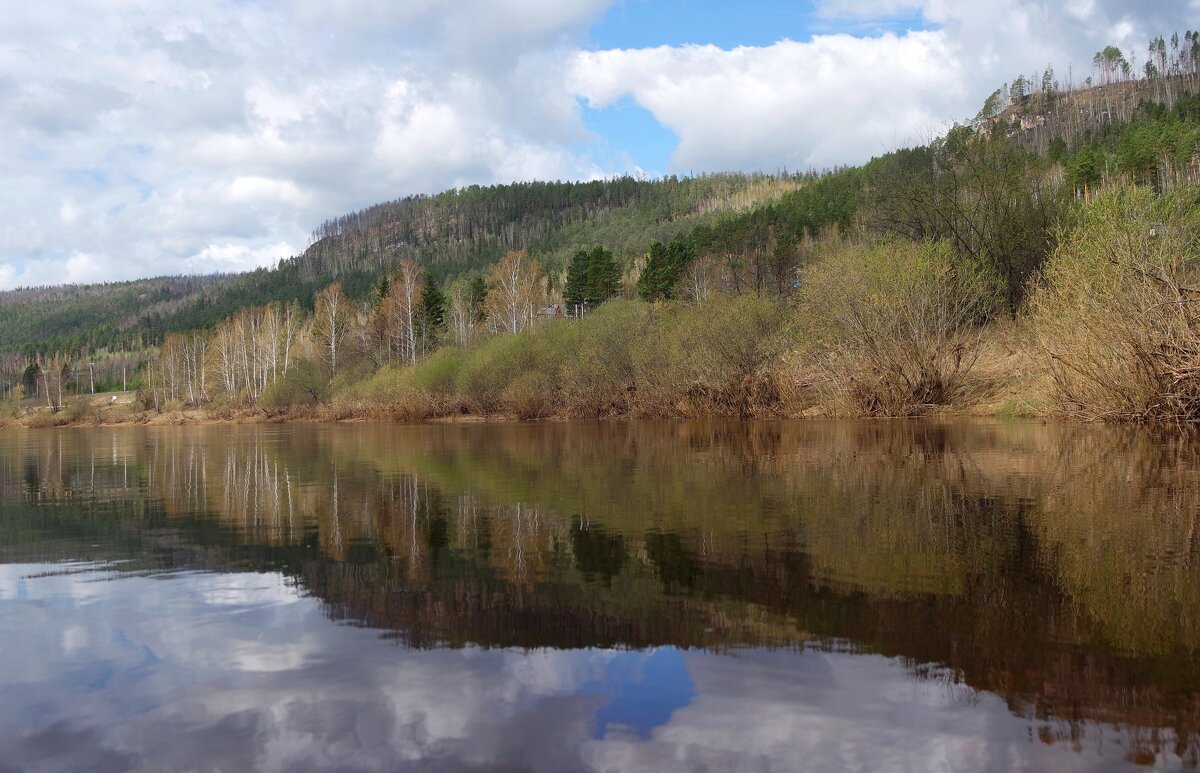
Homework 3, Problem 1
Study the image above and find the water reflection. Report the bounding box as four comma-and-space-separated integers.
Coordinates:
2, 420, 1199, 769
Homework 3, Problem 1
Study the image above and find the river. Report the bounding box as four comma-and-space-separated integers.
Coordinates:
1, 420, 1197, 771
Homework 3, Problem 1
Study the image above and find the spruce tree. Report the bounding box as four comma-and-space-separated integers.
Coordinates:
375, 272, 391, 305
418, 278, 447, 353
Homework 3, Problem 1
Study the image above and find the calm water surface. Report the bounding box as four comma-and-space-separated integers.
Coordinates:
2, 420, 1199, 771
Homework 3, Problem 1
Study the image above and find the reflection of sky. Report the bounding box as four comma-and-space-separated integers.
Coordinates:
0, 564, 1153, 771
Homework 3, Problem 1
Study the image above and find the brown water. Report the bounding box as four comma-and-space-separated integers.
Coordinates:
1, 420, 1199, 771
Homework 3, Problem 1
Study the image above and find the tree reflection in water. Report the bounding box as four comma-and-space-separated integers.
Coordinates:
3, 420, 1200, 767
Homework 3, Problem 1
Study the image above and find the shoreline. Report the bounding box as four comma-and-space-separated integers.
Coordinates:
1, 401, 1051, 430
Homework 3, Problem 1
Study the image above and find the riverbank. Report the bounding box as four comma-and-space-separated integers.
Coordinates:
0, 345, 1053, 430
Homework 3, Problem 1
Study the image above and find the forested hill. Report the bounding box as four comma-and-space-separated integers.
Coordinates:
0, 173, 815, 355
2, 44, 1200, 358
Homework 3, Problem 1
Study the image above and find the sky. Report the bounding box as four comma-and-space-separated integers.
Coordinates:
0, 0, 1194, 290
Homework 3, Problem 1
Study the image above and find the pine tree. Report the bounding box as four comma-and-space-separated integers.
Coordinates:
638, 239, 695, 301
585, 247, 621, 306
564, 249, 590, 313
565, 246, 621, 315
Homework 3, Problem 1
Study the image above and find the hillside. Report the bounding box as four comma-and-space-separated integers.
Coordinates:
0, 173, 803, 355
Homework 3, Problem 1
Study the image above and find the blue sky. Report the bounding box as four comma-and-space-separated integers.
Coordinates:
590, 0, 820, 49
589, 0, 930, 49
0, 0, 1190, 287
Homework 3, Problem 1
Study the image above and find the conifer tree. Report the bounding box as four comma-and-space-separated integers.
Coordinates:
417, 278, 447, 353
565, 246, 621, 315
564, 249, 590, 313
638, 239, 695, 301
469, 275, 488, 323
586, 247, 622, 306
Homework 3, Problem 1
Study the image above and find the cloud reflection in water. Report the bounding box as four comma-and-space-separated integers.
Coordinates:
0, 563, 1124, 772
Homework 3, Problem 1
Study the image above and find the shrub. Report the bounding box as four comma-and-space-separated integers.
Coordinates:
799, 239, 1001, 416
0, 393, 20, 420
669, 294, 791, 416
265, 358, 332, 407
25, 412, 69, 429
63, 400, 95, 423
454, 324, 571, 412
501, 370, 557, 419
1027, 187, 1200, 422
408, 346, 468, 395
558, 301, 653, 416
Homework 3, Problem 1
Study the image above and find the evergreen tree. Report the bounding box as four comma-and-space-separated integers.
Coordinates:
565, 246, 622, 315
417, 278, 447, 353
638, 239, 695, 301
564, 249, 590, 313
21, 363, 39, 399
375, 273, 391, 306
585, 247, 622, 306
469, 275, 488, 323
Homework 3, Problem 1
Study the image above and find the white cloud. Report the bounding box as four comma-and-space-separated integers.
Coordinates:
0, 0, 1190, 290
570, 0, 1194, 175
571, 32, 963, 173
0, 1, 615, 290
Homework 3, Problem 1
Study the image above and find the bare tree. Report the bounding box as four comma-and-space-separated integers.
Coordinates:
484, 250, 544, 334
311, 283, 353, 375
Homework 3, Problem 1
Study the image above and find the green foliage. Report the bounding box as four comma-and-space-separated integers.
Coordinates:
335, 296, 793, 418
261, 358, 332, 407
375, 273, 391, 304
865, 130, 1066, 313
21, 363, 39, 397
420, 279, 446, 330
1055, 91, 1200, 192
418, 278, 447, 353
469, 275, 487, 322
564, 246, 621, 313
638, 239, 695, 301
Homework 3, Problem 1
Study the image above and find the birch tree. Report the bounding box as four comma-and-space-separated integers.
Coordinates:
311, 283, 353, 376
484, 250, 544, 334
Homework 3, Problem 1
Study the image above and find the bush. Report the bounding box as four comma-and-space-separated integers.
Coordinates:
799, 239, 1001, 416
0, 394, 20, 420
454, 324, 571, 412
668, 294, 791, 416
263, 358, 332, 407
330, 296, 797, 420
25, 412, 69, 428
63, 400, 95, 423
1027, 187, 1200, 422
501, 370, 557, 419
559, 301, 654, 416
408, 347, 468, 395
